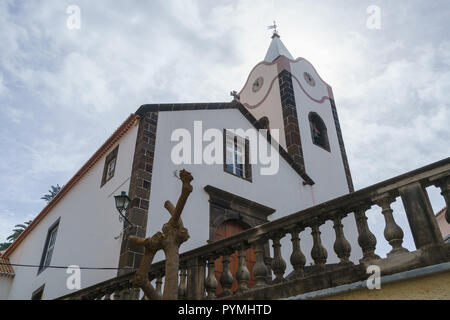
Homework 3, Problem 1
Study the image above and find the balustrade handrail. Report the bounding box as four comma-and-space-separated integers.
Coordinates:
59, 157, 450, 300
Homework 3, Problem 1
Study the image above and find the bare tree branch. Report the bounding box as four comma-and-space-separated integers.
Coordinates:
129, 169, 193, 300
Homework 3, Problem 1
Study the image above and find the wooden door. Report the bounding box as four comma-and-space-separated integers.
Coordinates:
213, 220, 256, 295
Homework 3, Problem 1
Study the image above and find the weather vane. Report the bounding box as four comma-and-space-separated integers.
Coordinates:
267, 21, 278, 35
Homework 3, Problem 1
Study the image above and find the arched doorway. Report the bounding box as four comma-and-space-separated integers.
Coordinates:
213, 220, 256, 296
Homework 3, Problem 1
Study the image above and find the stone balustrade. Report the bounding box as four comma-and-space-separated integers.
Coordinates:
59, 157, 450, 300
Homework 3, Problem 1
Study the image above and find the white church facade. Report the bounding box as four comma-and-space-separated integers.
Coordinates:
0, 33, 361, 300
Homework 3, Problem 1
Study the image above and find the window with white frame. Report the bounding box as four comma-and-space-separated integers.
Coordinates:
223, 130, 252, 181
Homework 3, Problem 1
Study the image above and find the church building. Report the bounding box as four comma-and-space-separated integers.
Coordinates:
0, 31, 361, 300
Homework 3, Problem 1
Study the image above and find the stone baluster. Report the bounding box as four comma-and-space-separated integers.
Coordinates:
264, 255, 273, 283
178, 266, 187, 300
310, 220, 328, 269
127, 287, 140, 300
235, 244, 250, 293
289, 227, 306, 278
332, 213, 353, 265
354, 205, 380, 262
103, 290, 111, 300
376, 195, 408, 256
204, 256, 218, 300
271, 233, 287, 283
121, 288, 130, 300
219, 252, 234, 296
155, 275, 163, 299
252, 240, 268, 288
434, 176, 450, 224
186, 257, 205, 300
113, 289, 122, 300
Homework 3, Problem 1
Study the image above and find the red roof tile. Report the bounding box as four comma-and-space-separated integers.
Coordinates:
0, 257, 15, 278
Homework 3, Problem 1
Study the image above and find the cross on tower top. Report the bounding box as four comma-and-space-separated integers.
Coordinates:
267, 21, 279, 37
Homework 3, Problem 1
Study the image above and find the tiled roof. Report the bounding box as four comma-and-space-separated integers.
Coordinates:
0, 257, 15, 278
3, 114, 139, 258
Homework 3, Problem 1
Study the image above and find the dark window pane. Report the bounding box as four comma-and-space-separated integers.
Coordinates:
44, 248, 53, 267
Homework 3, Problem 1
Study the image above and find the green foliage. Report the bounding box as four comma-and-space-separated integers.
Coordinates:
41, 184, 63, 203
0, 242, 11, 251
1, 184, 63, 251
6, 220, 32, 243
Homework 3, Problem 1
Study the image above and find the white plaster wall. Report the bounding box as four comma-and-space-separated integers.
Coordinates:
290, 59, 332, 102
238, 62, 287, 149
3, 123, 139, 300
0, 278, 12, 300
290, 59, 350, 203
239, 62, 278, 107
147, 109, 362, 271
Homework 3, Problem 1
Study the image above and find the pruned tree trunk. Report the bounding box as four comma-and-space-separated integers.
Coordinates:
129, 169, 193, 300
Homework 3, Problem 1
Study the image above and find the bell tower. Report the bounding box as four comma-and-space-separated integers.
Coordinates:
238, 31, 354, 202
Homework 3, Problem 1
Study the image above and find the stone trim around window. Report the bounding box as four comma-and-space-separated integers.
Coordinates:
223, 129, 252, 183
204, 185, 275, 243
100, 145, 119, 187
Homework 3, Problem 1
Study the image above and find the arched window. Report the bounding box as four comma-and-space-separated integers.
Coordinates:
309, 112, 330, 152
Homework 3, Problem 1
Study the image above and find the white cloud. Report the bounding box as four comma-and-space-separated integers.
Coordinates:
27, 133, 90, 175
0, 73, 7, 96
336, 40, 450, 188
4, 106, 25, 123
0, 209, 35, 243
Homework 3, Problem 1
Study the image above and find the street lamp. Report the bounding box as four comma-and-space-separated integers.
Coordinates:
114, 191, 134, 227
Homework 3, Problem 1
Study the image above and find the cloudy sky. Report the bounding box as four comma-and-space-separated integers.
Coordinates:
0, 0, 449, 256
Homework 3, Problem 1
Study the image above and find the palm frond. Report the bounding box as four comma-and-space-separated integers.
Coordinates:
41, 184, 64, 203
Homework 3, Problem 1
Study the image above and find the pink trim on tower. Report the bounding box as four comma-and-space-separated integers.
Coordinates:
239, 56, 333, 97
239, 56, 333, 109
290, 73, 331, 104
242, 75, 279, 109
242, 71, 331, 109
238, 60, 278, 96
